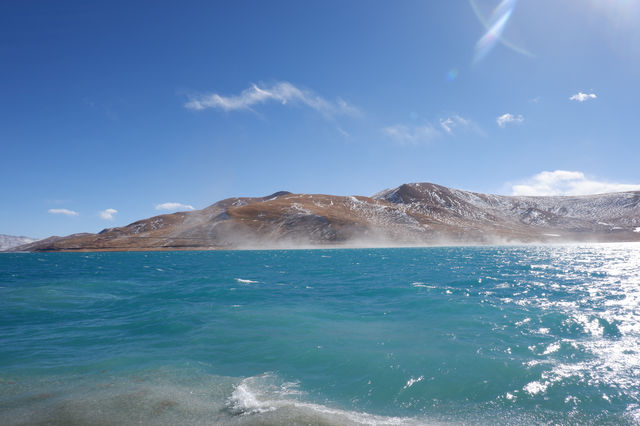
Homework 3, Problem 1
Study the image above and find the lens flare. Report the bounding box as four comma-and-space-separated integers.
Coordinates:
470, 0, 534, 63
446, 68, 459, 82
474, 6, 512, 63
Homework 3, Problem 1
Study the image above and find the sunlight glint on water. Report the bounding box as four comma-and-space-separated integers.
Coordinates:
1, 244, 639, 424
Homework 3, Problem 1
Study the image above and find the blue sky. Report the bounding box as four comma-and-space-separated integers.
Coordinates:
2, 0, 640, 238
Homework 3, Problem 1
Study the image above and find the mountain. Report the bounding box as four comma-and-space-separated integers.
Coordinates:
0, 234, 39, 251
9, 183, 640, 252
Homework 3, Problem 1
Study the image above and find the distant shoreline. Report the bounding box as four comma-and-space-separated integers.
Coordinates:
6, 240, 640, 254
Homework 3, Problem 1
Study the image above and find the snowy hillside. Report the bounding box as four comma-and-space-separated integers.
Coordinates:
0, 234, 39, 251
11, 183, 640, 252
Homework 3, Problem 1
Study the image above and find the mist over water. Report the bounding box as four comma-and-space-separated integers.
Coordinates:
1, 244, 640, 424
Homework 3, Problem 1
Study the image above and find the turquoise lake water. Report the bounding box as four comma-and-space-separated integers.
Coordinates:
1, 245, 640, 425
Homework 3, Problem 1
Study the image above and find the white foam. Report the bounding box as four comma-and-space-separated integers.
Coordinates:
523, 381, 548, 396
542, 342, 561, 355
235, 278, 259, 284
226, 373, 414, 425
403, 375, 424, 389
227, 380, 277, 415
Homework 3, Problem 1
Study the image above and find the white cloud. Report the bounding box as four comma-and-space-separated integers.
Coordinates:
440, 119, 454, 134
48, 208, 78, 216
496, 113, 524, 128
382, 124, 440, 145
570, 92, 597, 102
99, 208, 118, 220
384, 114, 482, 144
184, 81, 359, 118
439, 114, 470, 134
511, 170, 640, 196
155, 202, 195, 211
441, 114, 486, 137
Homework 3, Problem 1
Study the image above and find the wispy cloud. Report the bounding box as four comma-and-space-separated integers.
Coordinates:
441, 114, 485, 137
184, 81, 360, 118
384, 114, 482, 144
496, 113, 524, 128
99, 208, 118, 220
382, 124, 440, 145
439, 114, 470, 134
48, 208, 78, 217
511, 170, 640, 196
155, 202, 195, 211
569, 92, 597, 102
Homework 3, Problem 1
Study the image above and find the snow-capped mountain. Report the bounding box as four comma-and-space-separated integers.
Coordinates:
10, 183, 640, 252
374, 182, 640, 233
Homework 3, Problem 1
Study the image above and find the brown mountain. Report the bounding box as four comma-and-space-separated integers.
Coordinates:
10, 183, 640, 252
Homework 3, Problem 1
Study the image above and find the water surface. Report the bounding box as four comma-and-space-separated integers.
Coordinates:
1, 245, 639, 424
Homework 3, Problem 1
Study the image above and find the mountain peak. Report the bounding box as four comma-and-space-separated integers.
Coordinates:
9, 183, 640, 252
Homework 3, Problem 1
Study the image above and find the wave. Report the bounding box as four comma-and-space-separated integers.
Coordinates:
3, 367, 638, 425
234, 278, 259, 284
0, 369, 417, 426
225, 373, 414, 425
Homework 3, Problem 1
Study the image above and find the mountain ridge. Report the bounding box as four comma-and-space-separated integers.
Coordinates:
8, 183, 640, 252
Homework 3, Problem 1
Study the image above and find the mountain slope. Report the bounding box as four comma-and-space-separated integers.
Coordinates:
0, 234, 39, 250
10, 183, 640, 252
375, 182, 640, 232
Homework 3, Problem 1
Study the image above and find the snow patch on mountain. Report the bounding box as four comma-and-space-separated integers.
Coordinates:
0, 234, 39, 250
